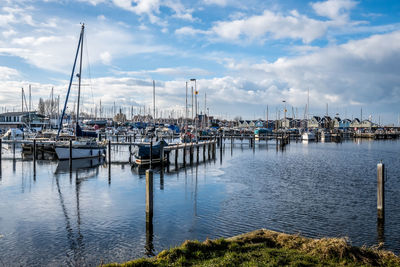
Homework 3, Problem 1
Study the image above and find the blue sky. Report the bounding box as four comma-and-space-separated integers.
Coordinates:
0, 0, 400, 123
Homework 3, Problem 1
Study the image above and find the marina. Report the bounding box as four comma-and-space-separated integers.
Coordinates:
1, 1, 400, 265
0, 139, 399, 265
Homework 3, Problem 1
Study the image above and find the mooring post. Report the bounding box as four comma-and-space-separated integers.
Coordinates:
377, 162, 385, 220
0, 139, 2, 167
69, 139, 73, 170
189, 144, 193, 164
175, 147, 179, 168
149, 139, 153, 169
108, 140, 111, 172
146, 169, 154, 216
13, 140, 16, 160
166, 151, 170, 172
196, 145, 199, 163
129, 143, 132, 163
160, 144, 164, 167
183, 143, 186, 166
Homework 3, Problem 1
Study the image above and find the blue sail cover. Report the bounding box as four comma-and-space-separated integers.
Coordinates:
132, 140, 168, 159
76, 123, 98, 138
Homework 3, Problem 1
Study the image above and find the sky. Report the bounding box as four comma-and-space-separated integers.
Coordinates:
0, 0, 399, 124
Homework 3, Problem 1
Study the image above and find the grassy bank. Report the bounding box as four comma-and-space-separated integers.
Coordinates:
105, 229, 400, 266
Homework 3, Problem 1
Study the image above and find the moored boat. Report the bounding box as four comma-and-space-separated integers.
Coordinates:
301, 131, 316, 141
132, 140, 168, 165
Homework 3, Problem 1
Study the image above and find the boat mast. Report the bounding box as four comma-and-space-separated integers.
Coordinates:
153, 80, 155, 123
56, 24, 85, 139
76, 24, 84, 136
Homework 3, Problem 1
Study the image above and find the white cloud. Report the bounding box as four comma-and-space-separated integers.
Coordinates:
100, 51, 112, 64
0, 19, 171, 73
0, 66, 19, 80
203, 0, 228, 7
210, 10, 327, 43
2, 29, 16, 38
222, 30, 400, 111
312, 0, 358, 21
116, 66, 212, 77
175, 26, 209, 36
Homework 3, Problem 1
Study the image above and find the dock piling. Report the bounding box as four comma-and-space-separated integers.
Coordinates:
150, 139, 153, 169
108, 140, 111, 177
377, 162, 385, 220
69, 139, 72, 170
146, 169, 154, 216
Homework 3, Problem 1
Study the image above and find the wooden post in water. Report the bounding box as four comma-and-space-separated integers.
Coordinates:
32, 139, 36, 179
0, 139, 2, 167
377, 162, 385, 220
69, 139, 73, 170
196, 145, 199, 163
129, 143, 132, 163
108, 140, 111, 175
160, 144, 164, 167
208, 141, 211, 159
203, 143, 206, 161
183, 143, 186, 166
13, 140, 16, 160
175, 148, 179, 168
149, 139, 153, 169
146, 169, 153, 216
189, 144, 193, 164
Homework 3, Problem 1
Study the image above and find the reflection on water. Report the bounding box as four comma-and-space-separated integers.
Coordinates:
0, 140, 400, 266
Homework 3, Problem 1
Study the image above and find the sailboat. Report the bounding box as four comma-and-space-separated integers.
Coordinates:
301, 88, 315, 141
55, 24, 106, 160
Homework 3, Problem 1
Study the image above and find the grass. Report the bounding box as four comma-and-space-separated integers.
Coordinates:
104, 229, 400, 266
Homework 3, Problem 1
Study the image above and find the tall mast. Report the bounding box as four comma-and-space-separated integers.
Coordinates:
185, 82, 188, 127
21, 87, 24, 112
307, 88, 310, 121
76, 24, 84, 136
153, 80, 155, 122
29, 84, 31, 129
57, 24, 85, 139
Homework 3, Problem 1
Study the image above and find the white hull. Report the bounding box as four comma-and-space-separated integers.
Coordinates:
302, 132, 315, 141
55, 146, 106, 160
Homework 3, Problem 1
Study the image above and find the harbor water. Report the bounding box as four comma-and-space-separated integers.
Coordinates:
0, 139, 399, 266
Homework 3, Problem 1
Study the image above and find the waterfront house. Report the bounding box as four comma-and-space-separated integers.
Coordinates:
320, 116, 333, 129
308, 116, 321, 129
350, 118, 361, 129
281, 118, 293, 128
255, 120, 265, 128
333, 117, 341, 128
237, 120, 248, 128
339, 119, 351, 129
360, 120, 375, 128
0, 111, 48, 130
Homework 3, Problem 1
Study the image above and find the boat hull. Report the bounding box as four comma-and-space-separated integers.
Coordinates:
55, 146, 106, 160
302, 132, 316, 141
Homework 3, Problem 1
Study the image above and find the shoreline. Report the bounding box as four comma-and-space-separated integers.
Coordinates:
104, 229, 400, 266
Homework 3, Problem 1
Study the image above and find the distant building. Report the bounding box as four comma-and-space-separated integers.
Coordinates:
281, 118, 293, 128
350, 118, 361, 129
0, 111, 48, 130
308, 116, 321, 128
339, 119, 351, 129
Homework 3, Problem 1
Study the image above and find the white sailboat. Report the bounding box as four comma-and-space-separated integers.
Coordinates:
302, 88, 315, 141
55, 24, 106, 160
301, 131, 315, 141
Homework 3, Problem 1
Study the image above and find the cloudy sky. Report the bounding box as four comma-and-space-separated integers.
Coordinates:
0, 0, 399, 123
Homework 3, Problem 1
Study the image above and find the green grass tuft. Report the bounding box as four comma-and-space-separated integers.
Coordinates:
103, 229, 400, 267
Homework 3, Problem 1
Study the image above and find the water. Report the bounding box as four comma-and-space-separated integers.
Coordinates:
0, 139, 399, 266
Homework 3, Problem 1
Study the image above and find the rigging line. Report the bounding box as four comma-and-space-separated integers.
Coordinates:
83, 31, 96, 114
